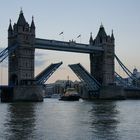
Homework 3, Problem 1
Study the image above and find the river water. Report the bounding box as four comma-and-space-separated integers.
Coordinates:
0, 99, 140, 140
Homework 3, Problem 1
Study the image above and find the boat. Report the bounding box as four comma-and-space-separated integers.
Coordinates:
59, 88, 80, 101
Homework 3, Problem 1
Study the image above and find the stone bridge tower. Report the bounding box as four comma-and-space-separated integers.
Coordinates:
8, 10, 35, 86
89, 25, 115, 86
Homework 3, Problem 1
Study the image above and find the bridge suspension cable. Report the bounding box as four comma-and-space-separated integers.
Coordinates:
0, 45, 18, 63
115, 54, 140, 87
115, 54, 136, 80
115, 71, 131, 87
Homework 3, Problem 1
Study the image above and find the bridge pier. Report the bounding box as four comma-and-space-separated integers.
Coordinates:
13, 85, 43, 102
1, 86, 14, 102
99, 85, 125, 100
1, 80, 44, 102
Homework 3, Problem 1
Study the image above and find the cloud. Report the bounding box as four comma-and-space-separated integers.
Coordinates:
35, 59, 47, 67
35, 51, 47, 57
35, 51, 50, 67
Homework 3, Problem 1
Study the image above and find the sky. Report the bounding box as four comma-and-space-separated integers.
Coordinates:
0, 0, 140, 84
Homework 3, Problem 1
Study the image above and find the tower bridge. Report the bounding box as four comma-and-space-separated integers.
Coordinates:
7, 10, 115, 88
1, 10, 139, 102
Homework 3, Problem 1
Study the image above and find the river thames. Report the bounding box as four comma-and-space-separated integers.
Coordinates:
0, 99, 140, 140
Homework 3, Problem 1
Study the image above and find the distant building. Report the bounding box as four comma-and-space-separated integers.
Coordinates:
117, 68, 140, 87
44, 83, 56, 96
54, 80, 74, 94
44, 80, 86, 95
132, 68, 140, 78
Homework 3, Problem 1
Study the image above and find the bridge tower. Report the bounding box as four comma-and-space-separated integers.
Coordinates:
89, 25, 115, 86
8, 10, 35, 86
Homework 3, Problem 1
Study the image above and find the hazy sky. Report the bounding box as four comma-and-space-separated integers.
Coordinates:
0, 0, 140, 84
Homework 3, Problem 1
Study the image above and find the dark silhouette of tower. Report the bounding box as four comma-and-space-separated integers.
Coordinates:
8, 10, 35, 86
89, 25, 115, 86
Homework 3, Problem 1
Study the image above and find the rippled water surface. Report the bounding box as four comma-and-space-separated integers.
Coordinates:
0, 99, 140, 140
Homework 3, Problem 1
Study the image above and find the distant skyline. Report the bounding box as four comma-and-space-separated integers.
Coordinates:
0, 0, 140, 84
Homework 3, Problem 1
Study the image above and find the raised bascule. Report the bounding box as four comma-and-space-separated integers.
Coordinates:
0, 10, 140, 102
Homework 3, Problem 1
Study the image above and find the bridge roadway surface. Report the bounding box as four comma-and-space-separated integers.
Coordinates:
35, 38, 104, 53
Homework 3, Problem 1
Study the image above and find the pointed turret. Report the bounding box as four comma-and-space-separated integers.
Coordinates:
8, 19, 13, 37
8, 19, 13, 31
17, 9, 26, 26
96, 24, 107, 38
30, 16, 35, 36
89, 32, 93, 45
111, 30, 115, 42
95, 24, 107, 44
31, 16, 35, 29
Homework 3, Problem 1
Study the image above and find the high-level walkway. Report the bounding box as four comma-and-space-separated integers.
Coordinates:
35, 38, 104, 53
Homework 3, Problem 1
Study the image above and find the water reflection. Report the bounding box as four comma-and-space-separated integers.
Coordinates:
4, 102, 36, 140
0, 99, 140, 139
89, 101, 120, 140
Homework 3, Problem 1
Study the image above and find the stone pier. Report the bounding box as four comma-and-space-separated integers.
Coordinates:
13, 85, 44, 102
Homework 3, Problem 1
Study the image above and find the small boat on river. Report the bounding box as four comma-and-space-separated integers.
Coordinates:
59, 88, 80, 101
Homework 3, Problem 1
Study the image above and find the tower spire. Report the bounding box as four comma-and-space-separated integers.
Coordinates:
20, 7, 23, 14
31, 16, 35, 29
111, 29, 115, 41
96, 24, 107, 39
17, 9, 26, 26
89, 32, 93, 45
8, 19, 13, 31
100, 22, 103, 28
